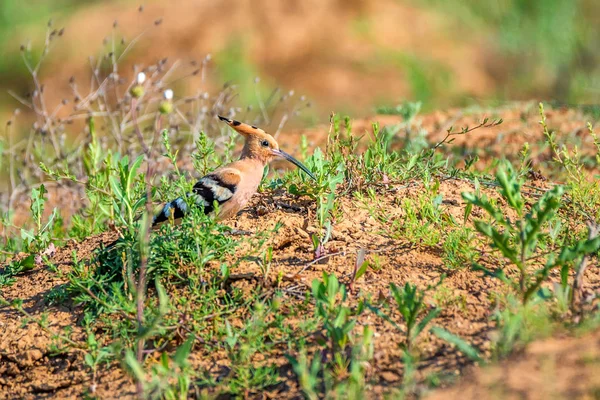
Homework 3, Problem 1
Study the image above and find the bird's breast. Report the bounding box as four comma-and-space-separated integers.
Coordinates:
216, 160, 265, 220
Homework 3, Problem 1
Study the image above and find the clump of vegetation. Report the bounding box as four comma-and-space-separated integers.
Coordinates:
368, 279, 442, 352
3, 9, 600, 399
463, 160, 600, 305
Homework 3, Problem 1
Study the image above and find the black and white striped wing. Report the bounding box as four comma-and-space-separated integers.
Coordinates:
152, 173, 238, 225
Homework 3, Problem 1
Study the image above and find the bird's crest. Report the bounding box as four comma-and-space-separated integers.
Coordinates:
218, 115, 279, 161
218, 115, 269, 138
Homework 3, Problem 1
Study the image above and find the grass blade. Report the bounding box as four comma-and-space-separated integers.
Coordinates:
430, 326, 483, 363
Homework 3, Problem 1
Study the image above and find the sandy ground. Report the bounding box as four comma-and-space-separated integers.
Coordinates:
1, 103, 600, 398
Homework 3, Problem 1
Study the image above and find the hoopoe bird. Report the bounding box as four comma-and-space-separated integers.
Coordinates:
152, 115, 316, 225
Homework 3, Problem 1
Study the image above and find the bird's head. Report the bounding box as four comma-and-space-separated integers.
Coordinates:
218, 115, 315, 180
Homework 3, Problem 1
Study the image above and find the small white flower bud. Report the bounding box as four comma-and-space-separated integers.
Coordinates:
163, 89, 173, 100
136, 72, 146, 84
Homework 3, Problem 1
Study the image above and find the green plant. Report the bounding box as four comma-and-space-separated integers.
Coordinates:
431, 283, 467, 311
430, 326, 483, 363
124, 336, 195, 399
442, 226, 477, 270
397, 349, 418, 398
259, 245, 273, 283
376, 101, 421, 120
19, 184, 58, 252
108, 155, 146, 237
149, 205, 237, 281
541, 103, 600, 220
288, 325, 374, 399
44, 283, 69, 306
221, 301, 280, 394
376, 101, 430, 154
348, 248, 370, 293
0, 254, 35, 287
297, 146, 344, 259
83, 331, 112, 395
311, 192, 336, 260
390, 281, 442, 351
342, 325, 374, 398
287, 349, 321, 400
489, 294, 553, 359
369, 280, 443, 352
363, 122, 406, 182
463, 160, 600, 304
366, 187, 453, 248
312, 273, 356, 361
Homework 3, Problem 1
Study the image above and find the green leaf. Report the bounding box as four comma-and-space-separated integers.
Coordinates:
109, 176, 126, 204
156, 280, 170, 316
560, 264, 570, 288
464, 202, 473, 224
17, 254, 36, 272
21, 229, 35, 244
430, 326, 483, 363
41, 208, 58, 233
224, 321, 237, 349
558, 236, 600, 264
496, 162, 523, 214
128, 155, 144, 190
474, 220, 493, 237
406, 153, 419, 172
522, 185, 563, 251
220, 263, 230, 281
355, 260, 369, 281
354, 248, 369, 281
365, 302, 404, 333
123, 349, 146, 383
84, 353, 95, 367
462, 192, 506, 225
326, 274, 340, 304
473, 263, 511, 284
173, 335, 194, 367
413, 307, 441, 339
87, 332, 98, 348
474, 221, 519, 264
132, 196, 148, 214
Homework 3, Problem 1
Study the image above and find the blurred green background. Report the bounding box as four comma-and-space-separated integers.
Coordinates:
1, 0, 599, 123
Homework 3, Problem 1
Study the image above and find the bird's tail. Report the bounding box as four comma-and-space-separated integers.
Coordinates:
152, 197, 188, 226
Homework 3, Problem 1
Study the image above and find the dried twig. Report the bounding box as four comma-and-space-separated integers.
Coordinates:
431, 117, 503, 151
296, 250, 345, 276
129, 92, 154, 398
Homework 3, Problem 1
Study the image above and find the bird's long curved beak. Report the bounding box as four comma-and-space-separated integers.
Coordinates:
271, 149, 316, 180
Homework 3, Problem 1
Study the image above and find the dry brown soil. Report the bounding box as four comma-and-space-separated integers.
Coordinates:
1, 104, 600, 398
427, 329, 600, 400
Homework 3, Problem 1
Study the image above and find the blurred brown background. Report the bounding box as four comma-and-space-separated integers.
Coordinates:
2, 0, 599, 126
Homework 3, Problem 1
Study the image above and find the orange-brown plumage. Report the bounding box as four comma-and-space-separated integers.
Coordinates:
152, 116, 315, 225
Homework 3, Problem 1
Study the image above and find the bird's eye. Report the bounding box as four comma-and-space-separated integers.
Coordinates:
261, 140, 270, 147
